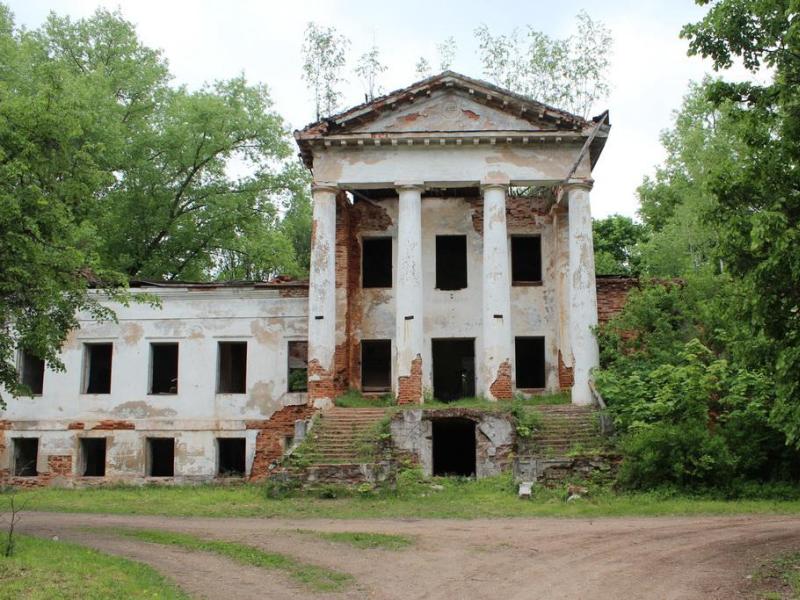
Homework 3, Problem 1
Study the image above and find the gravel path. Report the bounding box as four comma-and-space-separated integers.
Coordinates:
18, 512, 800, 599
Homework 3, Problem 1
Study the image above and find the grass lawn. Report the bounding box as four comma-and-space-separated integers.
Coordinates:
0, 534, 188, 599
751, 550, 800, 599
107, 528, 352, 592
5, 474, 800, 520
291, 529, 414, 550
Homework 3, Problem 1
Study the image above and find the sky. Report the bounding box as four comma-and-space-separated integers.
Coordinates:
8, 0, 747, 218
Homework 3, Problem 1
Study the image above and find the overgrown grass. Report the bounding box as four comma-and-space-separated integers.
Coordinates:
109, 528, 352, 593
751, 550, 800, 599
0, 534, 188, 599
9, 475, 800, 520
334, 389, 395, 408
292, 529, 414, 550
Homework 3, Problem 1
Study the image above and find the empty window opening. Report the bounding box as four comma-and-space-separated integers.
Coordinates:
217, 438, 246, 477
80, 438, 107, 477
436, 235, 468, 290
19, 350, 44, 395
218, 342, 247, 394
84, 343, 113, 394
287, 341, 308, 392
12, 438, 38, 477
362, 237, 392, 288
147, 437, 175, 477
516, 337, 546, 388
283, 435, 295, 450
361, 339, 391, 391
432, 339, 475, 401
150, 343, 178, 394
432, 418, 476, 477
511, 236, 542, 284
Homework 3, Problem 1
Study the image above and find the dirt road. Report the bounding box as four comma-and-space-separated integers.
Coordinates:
18, 512, 800, 599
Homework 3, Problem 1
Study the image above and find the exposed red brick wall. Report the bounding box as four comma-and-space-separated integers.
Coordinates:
397, 355, 423, 404
247, 405, 316, 481
596, 277, 638, 325
489, 360, 513, 400
47, 455, 72, 476
92, 420, 135, 430
307, 359, 336, 404
558, 350, 574, 390
470, 195, 551, 235
68, 422, 85, 430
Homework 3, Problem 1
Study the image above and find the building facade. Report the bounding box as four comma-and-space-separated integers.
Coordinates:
0, 72, 616, 485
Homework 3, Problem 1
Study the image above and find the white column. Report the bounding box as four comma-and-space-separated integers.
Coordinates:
481, 183, 513, 401
566, 179, 600, 406
395, 183, 424, 403
307, 183, 338, 406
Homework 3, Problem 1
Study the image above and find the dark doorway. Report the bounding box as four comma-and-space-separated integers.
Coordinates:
361, 339, 391, 391
432, 418, 476, 476
515, 337, 546, 388
81, 438, 107, 477
150, 343, 179, 394
13, 438, 38, 477
147, 437, 175, 477
435, 235, 468, 290
432, 339, 475, 401
217, 438, 246, 477
20, 350, 44, 395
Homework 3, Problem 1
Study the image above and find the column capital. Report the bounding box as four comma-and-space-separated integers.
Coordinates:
394, 181, 425, 192
563, 178, 594, 193
311, 182, 339, 194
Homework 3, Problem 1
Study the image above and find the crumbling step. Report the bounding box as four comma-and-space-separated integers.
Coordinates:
301, 407, 389, 463
523, 405, 607, 458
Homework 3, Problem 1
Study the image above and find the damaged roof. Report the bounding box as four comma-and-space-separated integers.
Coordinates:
294, 70, 610, 170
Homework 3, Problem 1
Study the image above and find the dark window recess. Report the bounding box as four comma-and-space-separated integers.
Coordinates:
20, 350, 44, 395
13, 438, 38, 477
361, 339, 391, 391
362, 237, 392, 288
511, 236, 542, 283
432, 418, 476, 476
84, 343, 112, 394
81, 438, 106, 477
515, 337, 546, 388
287, 341, 308, 392
432, 339, 475, 401
217, 438, 246, 477
147, 438, 175, 477
150, 343, 178, 394
218, 342, 247, 393
436, 235, 468, 290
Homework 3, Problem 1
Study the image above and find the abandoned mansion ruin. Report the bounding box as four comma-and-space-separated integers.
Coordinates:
1, 72, 626, 485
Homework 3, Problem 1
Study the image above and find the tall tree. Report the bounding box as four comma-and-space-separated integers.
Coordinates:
680, 0, 800, 446
301, 22, 350, 119
474, 11, 612, 118
355, 42, 386, 102
593, 215, 648, 276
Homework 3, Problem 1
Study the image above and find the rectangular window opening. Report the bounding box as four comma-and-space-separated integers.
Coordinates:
217, 438, 246, 477
84, 343, 113, 394
150, 343, 179, 394
287, 341, 308, 392
511, 236, 542, 284
147, 437, 175, 477
515, 337, 546, 389
12, 438, 38, 477
19, 350, 44, 395
361, 339, 391, 391
362, 237, 392, 288
435, 235, 467, 290
80, 438, 107, 477
217, 342, 247, 394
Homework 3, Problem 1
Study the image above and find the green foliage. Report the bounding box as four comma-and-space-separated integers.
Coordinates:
113, 528, 352, 592
334, 389, 396, 408
301, 22, 349, 119
474, 11, 612, 118
592, 215, 648, 275
511, 405, 541, 439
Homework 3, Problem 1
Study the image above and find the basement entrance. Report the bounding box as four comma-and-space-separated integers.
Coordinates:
432, 418, 476, 476
432, 338, 475, 401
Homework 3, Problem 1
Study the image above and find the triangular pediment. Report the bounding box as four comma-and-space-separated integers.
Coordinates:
348, 90, 557, 134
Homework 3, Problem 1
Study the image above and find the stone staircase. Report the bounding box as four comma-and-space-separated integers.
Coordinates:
301, 407, 389, 463
526, 404, 605, 457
